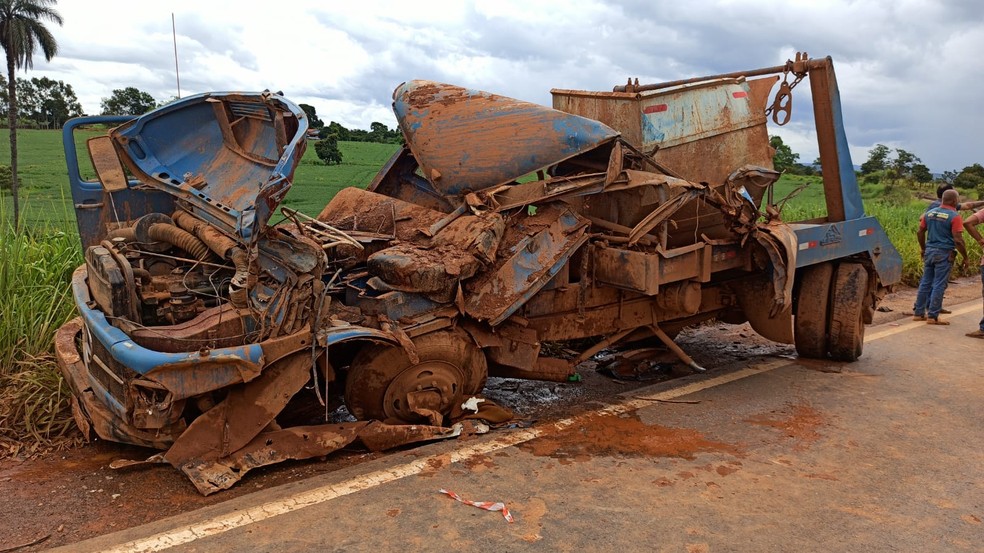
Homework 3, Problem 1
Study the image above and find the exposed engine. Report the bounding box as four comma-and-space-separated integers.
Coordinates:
84, 214, 237, 328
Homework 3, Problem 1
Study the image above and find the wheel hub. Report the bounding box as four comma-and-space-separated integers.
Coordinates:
382, 360, 464, 424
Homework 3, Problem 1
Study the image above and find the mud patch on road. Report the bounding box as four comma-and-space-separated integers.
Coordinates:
744, 404, 826, 450
462, 454, 496, 472
518, 412, 740, 461
514, 497, 547, 543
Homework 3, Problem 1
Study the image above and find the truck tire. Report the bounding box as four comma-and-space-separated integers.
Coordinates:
827, 262, 868, 362
344, 329, 488, 423
794, 262, 833, 359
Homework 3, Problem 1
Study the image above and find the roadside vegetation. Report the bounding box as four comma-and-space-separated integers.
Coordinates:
0, 215, 80, 455
1, 129, 982, 457
770, 135, 984, 283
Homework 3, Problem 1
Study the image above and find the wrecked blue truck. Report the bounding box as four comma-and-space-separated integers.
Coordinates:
56, 54, 901, 494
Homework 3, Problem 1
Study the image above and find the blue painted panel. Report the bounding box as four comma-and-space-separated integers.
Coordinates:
465, 205, 590, 325
821, 66, 865, 221
107, 92, 308, 241
63, 116, 177, 249
790, 218, 903, 285
639, 80, 756, 150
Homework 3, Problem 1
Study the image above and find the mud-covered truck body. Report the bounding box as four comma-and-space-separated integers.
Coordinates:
56, 54, 900, 493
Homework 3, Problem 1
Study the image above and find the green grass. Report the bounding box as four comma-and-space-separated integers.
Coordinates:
0, 214, 83, 456
772, 173, 983, 285
284, 141, 400, 216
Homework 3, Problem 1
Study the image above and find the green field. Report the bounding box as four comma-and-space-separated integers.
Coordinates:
0, 129, 400, 225
0, 129, 978, 284
2, 128, 980, 285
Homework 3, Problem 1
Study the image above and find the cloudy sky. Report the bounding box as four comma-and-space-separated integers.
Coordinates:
32, 0, 984, 173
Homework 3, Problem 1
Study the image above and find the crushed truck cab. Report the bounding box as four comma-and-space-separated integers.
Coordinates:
56, 54, 900, 494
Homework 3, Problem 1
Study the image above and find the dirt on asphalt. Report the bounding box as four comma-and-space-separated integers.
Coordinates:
0, 277, 980, 551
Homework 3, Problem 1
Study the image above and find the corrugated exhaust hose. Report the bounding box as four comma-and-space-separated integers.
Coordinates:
147, 223, 212, 261
172, 210, 250, 307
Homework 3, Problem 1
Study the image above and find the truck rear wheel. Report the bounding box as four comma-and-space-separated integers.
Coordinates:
794, 262, 833, 359
827, 262, 868, 362
344, 330, 488, 424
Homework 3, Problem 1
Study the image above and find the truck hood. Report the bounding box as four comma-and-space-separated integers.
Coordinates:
109, 91, 308, 242
393, 80, 619, 197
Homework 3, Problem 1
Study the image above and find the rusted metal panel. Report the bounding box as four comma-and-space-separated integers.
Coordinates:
162, 352, 312, 466
365, 147, 455, 212
551, 89, 645, 148
553, 77, 776, 186
464, 203, 590, 325
638, 79, 765, 149
174, 420, 469, 495
592, 246, 661, 295
86, 136, 128, 192
592, 242, 748, 297
55, 319, 181, 448
394, 80, 620, 196
177, 423, 369, 495
317, 186, 447, 242
554, 79, 769, 145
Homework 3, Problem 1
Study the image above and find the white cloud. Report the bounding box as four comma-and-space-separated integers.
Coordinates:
22, 0, 984, 172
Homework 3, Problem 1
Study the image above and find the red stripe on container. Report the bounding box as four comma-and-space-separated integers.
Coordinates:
643, 104, 668, 114
732, 91, 748, 99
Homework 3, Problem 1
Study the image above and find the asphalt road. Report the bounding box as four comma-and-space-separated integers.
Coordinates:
54, 300, 984, 553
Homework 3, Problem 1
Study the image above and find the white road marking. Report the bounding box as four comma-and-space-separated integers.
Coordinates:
866, 302, 979, 341
95, 305, 978, 553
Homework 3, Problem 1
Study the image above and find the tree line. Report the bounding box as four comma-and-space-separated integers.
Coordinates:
0, 74, 81, 128
0, 77, 402, 146
299, 103, 403, 145
298, 103, 404, 165
771, 134, 984, 199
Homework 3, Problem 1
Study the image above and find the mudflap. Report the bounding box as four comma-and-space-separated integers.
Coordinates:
734, 222, 799, 344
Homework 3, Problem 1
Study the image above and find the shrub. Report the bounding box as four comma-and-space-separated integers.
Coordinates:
0, 164, 10, 191
315, 134, 343, 165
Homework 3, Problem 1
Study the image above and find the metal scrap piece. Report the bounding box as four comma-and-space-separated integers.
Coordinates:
393, 80, 620, 196
162, 352, 311, 466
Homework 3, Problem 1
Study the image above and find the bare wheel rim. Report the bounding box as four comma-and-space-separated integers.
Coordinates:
381, 360, 465, 422
344, 330, 488, 423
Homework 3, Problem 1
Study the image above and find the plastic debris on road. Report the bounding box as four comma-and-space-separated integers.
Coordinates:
461, 396, 486, 412
439, 488, 514, 523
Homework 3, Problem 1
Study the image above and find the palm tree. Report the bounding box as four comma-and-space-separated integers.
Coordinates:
0, 0, 61, 230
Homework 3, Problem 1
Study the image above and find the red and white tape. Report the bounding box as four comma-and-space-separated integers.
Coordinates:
439, 489, 514, 523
